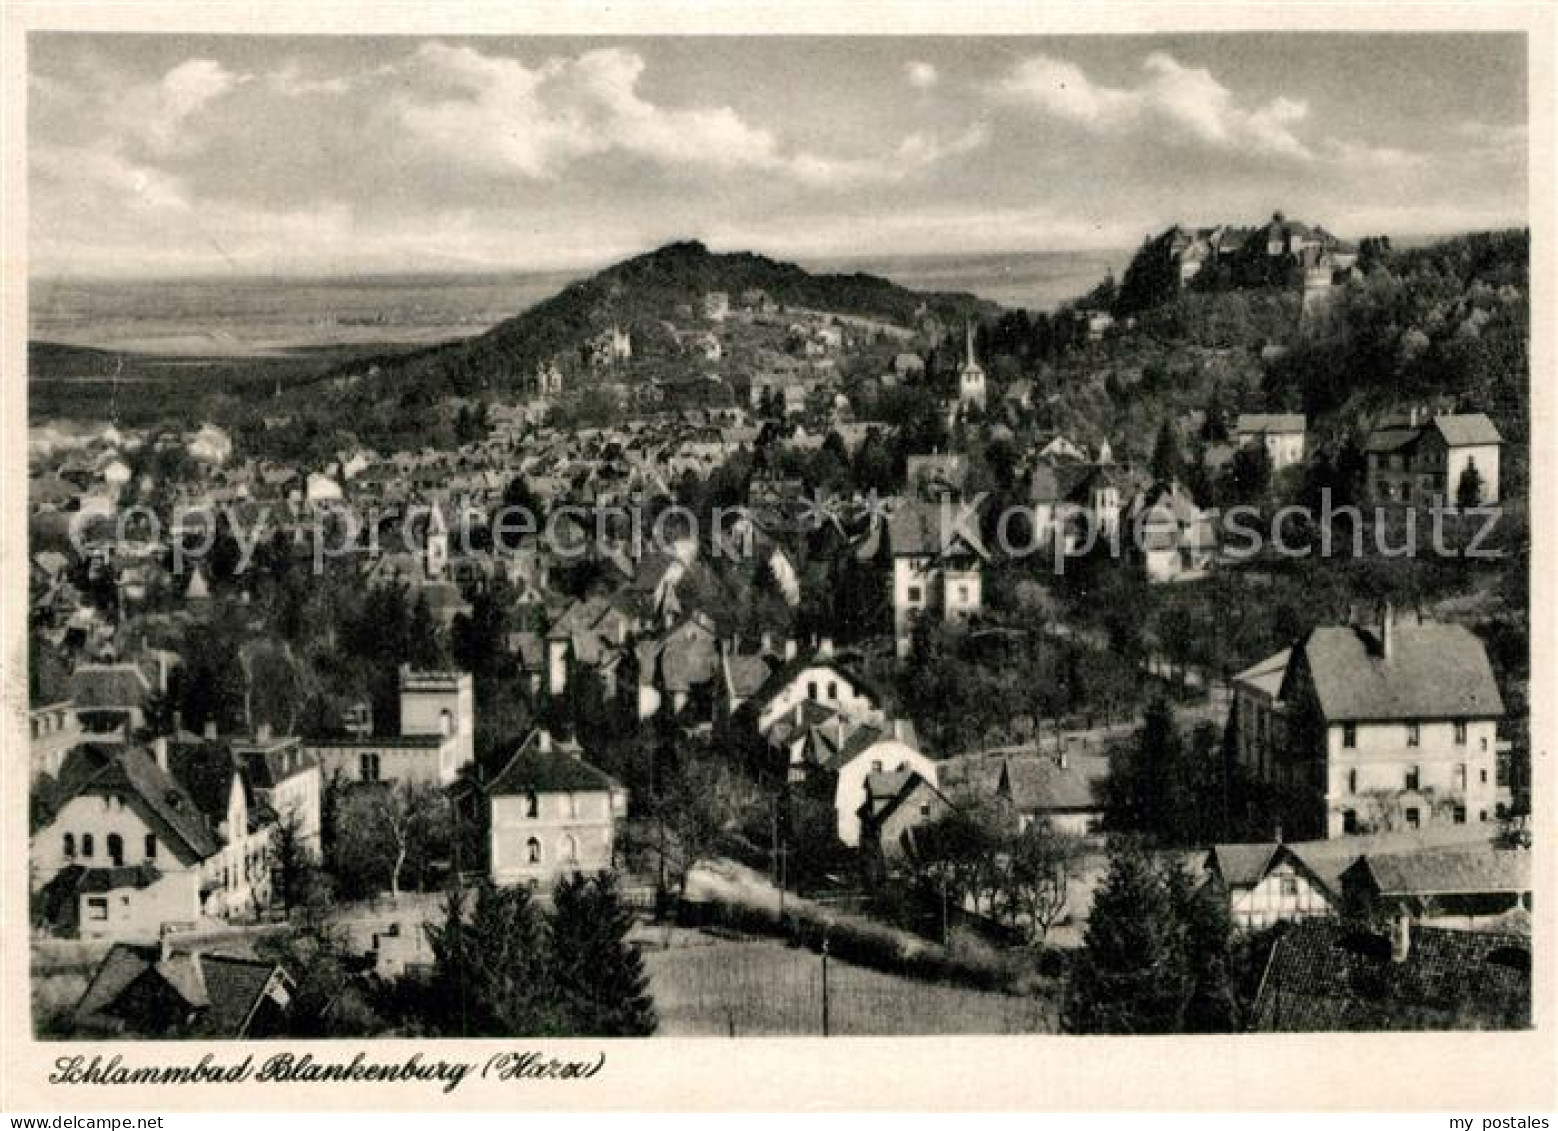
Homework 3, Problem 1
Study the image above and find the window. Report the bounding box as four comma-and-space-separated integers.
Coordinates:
107, 834, 124, 867
1279, 877, 1299, 897
561, 834, 578, 864
1480, 768, 1489, 785
1455, 764, 1467, 791
1347, 768, 1358, 794
526, 837, 542, 865
63, 833, 76, 857
906, 585, 922, 604
86, 897, 108, 921
919, 803, 932, 818
359, 752, 381, 782
1342, 810, 1359, 834
565, 792, 577, 819
1406, 723, 1421, 748
439, 708, 453, 736
1453, 806, 1467, 825
1405, 766, 1420, 791
524, 791, 539, 819
1454, 721, 1468, 745
82, 834, 94, 859
1342, 724, 1356, 749
827, 681, 838, 701
1405, 807, 1421, 830
1479, 810, 1488, 823
956, 584, 969, 603
807, 681, 819, 700
871, 759, 883, 772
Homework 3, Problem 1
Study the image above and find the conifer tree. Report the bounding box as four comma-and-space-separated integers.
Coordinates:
1456, 462, 1485, 509
1150, 420, 1184, 483
1064, 843, 1190, 1034
550, 872, 657, 1036
1162, 860, 1241, 1033
425, 883, 564, 1037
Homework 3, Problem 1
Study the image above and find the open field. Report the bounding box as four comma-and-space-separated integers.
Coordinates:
642, 931, 1057, 1037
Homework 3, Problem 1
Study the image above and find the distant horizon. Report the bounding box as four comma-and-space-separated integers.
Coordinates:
24, 225, 1516, 286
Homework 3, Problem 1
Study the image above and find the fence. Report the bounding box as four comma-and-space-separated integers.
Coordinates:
646, 935, 1057, 1037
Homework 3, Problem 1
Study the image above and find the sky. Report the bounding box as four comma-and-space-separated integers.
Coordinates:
28, 32, 1529, 278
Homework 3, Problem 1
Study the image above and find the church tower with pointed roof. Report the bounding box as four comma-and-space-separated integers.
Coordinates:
957, 321, 987, 411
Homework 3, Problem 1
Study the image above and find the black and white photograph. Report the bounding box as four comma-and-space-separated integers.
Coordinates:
3, 1, 1554, 1115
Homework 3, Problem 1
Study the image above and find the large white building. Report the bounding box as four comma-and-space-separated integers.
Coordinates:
1231, 607, 1508, 840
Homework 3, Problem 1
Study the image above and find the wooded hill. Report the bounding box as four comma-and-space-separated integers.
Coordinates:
318, 240, 996, 404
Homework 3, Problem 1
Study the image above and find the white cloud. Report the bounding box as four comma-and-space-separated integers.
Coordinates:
1453, 119, 1527, 165
1318, 138, 1428, 170
907, 61, 939, 90
993, 50, 1313, 161
124, 58, 245, 154
895, 125, 987, 165
389, 43, 970, 188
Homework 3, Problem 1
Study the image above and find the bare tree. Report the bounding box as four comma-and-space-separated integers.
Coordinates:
998, 817, 1084, 945
333, 780, 450, 900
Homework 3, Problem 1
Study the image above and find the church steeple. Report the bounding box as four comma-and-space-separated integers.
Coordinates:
957, 319, 986, 410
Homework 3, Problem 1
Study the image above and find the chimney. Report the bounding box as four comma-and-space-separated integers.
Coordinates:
761, 630, 774, 655
1391, 914, 1411, 963
818, 637, 834, 659
1058, 747, 1069, 770
1379, 601, 1395, 662
257, 722, 273, 742
173, 709, 183, 735
784, 638, 798, 662
794, 701, 804, 727
152, 736, 169, 773
537, 729, 552, 754
1409, 406, 1419, 427
203, 720, 218, 740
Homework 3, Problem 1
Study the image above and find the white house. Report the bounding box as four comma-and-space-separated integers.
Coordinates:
1235, 413, 1307, 470
886, 499, 985, 657
486, 729, 627, 891
750, 649, 885, 735
1232, 606, 1508, 840
1202, 843, 1336, 929
1365, 410, 1502, 507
